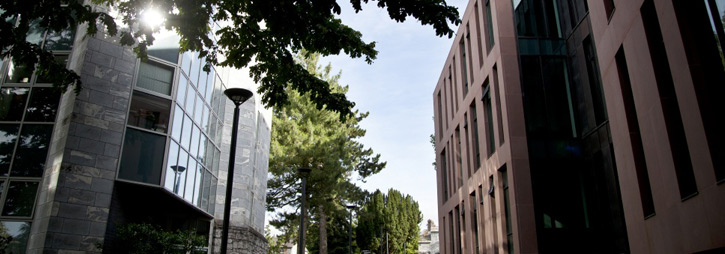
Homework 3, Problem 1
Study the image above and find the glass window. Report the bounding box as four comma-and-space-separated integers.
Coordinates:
1, 181, 39, 217
189, 53, 200, 87
215, 120, 223, 145
25, 19, 44, 46
174, 149, 189, 196
205, 69, 215, 104
5, 61, 34, 84
190, 124, 200, 160
204, 139, 214, 169
0, 221, 31, 253
706, 0, 725, 70
0, 88, 30, 121
180, 52, 192, 76
24, 87, 61, 122
180, 114, 192, 149
44, 28, 76, 51
136, 61, 174, 95
11, 124, 53, 177
147, 29, 181, 64
201, 104, 210, 134
185, 84, 196, 114
118, 128, 165, 184
127, 91, 171, 133
0, 124, 20, 176
176, 75, 188, 108
193, 163, 202, 206
164, 141, 180, 192
183, 161, 197, 202
171, 105, 184, 142
201, 170, 211, 212
208, 119, 217, 144
198, 134, 207, 166
212, 147, 220, 176
194, 94, 203, 124
197, 70, 208, 101
36, 54, 70, 83
209, 176, 217, 214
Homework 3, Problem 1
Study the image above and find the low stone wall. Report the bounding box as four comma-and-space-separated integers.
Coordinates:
212, 224, 268, 254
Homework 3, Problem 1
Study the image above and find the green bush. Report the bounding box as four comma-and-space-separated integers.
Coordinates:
111, 223, 207, 254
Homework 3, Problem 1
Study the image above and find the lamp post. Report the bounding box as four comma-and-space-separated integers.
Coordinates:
346, 204, 357, 254
298, 168, 312, 254
170, 165, 186, 194
221, 88, 253, 254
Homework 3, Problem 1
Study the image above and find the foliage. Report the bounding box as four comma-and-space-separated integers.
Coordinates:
110, 223, 206, 254
266, 50, 384, 253
356, 189, 422, 254
1, 0, 460, 118
430, 134, 436, 169
306, 207, 357, 254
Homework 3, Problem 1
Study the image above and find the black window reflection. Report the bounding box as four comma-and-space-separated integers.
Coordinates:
36, 55, 69, 83
24, 87, 61, 122
1, 181, 39, 217
5, 61, 34, 84
44, 28, 75, 51
11, 124, 53, 177
0, 88, 30, 121
128, 91, 171, 133
0, 124, 20, 176
0, 221, 31, 253
119, 128, 165, 185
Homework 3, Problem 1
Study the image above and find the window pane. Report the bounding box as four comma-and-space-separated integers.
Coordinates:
194, 163, 203, 206
197, 70, 208, 101
194, 94, 203, 124
136, 61, 174, 95
127, 91, 171, 133
183, 161, 197, 202
0, 221, 31, 253
6, 61, 34, 83
190, 124, 200, 160
189, 53, 200, 87
209, 176, 217, 214
205, 69, 215, 104
26, 19, 44, 46
0, 88, 29, 121
181, 114, 192, 149
12, 124, 53, 177
212, 147, 220, 176
204, 139, 214, 169
119, 128, 165, 184
176, 74, 188, 108
36, 54, 70, 83
2, 181, 39, 217
185, 84, 196, 114
198, 134, 207, 166
44, 28, 76, 50
0, 124, 20, 176
24, 87, 61, 122
164, 141, 180, 192
202, 169, 211, 212
174, 149, 189, 196
147, 29, 180, 63
180, 52, 192, 76
202, 104, 210, 134
171, 105, 183, 141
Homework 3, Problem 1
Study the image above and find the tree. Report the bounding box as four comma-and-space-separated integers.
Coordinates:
356, 189, 422, 254
1, 0, 460, 118
266, 50, 385, 254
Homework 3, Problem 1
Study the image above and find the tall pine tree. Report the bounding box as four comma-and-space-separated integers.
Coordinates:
266, 50, 384, 254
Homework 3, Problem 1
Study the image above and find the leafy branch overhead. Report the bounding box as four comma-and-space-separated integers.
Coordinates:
1, 0, 461, 117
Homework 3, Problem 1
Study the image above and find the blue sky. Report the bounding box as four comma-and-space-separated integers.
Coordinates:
322, 0, 468, 228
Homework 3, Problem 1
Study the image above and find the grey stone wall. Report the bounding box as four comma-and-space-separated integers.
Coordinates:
27, 28, 136, 253
212, 225, 268, 254
213, 97, 270, 253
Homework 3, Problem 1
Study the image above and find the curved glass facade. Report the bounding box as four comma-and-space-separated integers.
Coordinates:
119, 30, 228, 215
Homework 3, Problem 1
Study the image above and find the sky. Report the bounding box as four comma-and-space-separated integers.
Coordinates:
320, 0, 468, 229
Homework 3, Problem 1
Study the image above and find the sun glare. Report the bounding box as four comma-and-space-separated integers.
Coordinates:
141, 8, 165, 28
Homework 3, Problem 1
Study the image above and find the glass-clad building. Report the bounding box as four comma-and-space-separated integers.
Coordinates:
0, 6, 271, 254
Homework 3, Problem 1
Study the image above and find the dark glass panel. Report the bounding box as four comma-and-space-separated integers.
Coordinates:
5, 61, 34, 83
36, 54, 69, 83
44, 28, 75, 50
119, 128, 165, 184
0, 88, 29, 121
24, 87, 61, 122
202, 169, 211, 212
136, 61, 174, 95
2, 181, 39, 217
0, 221, 31, 253
127, 91, 171, 133
0, 124, 19, 176
209, 176, 217, 214
11, 124, 53, 177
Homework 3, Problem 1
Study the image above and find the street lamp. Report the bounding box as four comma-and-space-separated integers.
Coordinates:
170, 165, 186, 194
220, 88, 253, 254
298, 168, 312, 254
346, 204, 357, 254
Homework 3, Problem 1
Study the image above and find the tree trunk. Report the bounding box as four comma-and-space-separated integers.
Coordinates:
318, 206, 328, 254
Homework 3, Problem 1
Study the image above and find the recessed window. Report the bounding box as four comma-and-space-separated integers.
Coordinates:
44, 28, 76, 51
0, 125, 20, 176
118, 128, 166, 184
0, 221, 31, 253
11, 124, 52, 177
0, 88, 30, 121
5, 61, 34, 84
128, 91, 171, 133
1, 181, 39, 217
36, 55, 70, 83
136, 61, 174, 95
24, 87, 61, 122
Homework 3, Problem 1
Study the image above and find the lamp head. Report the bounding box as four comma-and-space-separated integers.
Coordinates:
346, 204, 357, 209
224, 88, 253, 106
298, 168, 312, 177
170, 165, 186, 173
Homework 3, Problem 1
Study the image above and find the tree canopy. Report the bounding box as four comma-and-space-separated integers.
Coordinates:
356, 189, 422, 254
1, 0, 460, 117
